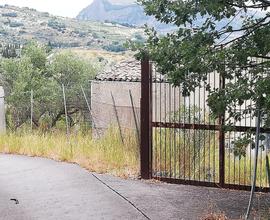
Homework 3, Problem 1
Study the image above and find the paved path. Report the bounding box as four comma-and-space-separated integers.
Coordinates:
0, 154, 269, 220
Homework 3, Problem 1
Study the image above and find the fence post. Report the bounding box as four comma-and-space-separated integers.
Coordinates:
30, 89, 33, 131
62, 84, 70, 141
140, 58, 152, 179
266, 155, 270, 190
111, 92, 124, 145
129, 90, 140, 144
81, 85, 99, 138
219, 74, 225, 187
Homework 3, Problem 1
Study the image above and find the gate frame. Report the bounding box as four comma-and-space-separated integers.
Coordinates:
140, 59, 270, 192
140, 58, 152, 179
218, 74, 225, 188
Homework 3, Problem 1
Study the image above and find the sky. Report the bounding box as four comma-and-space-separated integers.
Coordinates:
0, 0, 94, 17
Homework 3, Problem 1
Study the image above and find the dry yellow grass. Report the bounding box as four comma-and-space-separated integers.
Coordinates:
201, 213, 229, 220
0, 129, 139, 178
59, 48, 133, 65
65, 48, 128, 61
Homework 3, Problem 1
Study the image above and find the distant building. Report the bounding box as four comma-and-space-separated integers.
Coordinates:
91, 59, 176, 136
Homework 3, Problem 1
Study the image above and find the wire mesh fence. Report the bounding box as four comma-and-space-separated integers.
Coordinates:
3, 82, 141, 148
5, 85, 90, 131
0, 82, 141, 177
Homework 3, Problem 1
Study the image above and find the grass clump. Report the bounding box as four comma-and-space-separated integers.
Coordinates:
0, 128, 139, 178
201, 213, 229, 220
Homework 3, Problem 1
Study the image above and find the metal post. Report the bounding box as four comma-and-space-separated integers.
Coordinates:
30, 89, 33, 131
140, 58, 152, 179
266, 155, 270, 190
111, 92, 124, 145
81, 85, 99, 138
219, 74, 225, 187
129, 90, 140, 143
245, 108, 262, 220
62, 84, 70, 139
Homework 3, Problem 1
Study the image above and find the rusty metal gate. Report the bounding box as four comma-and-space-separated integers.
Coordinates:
140, 59, 270, 192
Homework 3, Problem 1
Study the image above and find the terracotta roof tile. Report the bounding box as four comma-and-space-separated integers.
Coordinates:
95, 59, 165, 82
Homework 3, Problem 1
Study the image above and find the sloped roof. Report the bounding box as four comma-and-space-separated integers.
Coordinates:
95, 59, 165, 82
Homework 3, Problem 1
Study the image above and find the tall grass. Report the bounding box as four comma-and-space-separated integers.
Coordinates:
0, 128, 139, 178
1, 125, 269, 187
152, 128, 219, 182
152, 128, 270, 188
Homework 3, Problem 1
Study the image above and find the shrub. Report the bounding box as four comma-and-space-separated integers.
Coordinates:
102, 42, 127, 52
41, 12, 49, 17
48, 19, 66, 31
74, 30, 87, 37
0, 29, 8, 35
2, 12, 17, 17
92, 32, 99, 39
9, 21, 24, 28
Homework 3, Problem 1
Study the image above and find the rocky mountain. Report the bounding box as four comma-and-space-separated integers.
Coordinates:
77, 0, 266, 36
77, 0, 173, 32
0, 4, 144, 50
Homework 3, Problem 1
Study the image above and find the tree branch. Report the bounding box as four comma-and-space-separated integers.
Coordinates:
258, 0, 270, 5
216, 19, 270, 47
254, 55, 270, 59
218, 14, 270, 37
225, 1, 269, 9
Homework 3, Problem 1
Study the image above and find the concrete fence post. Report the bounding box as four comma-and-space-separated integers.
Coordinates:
0, 87, 6, 133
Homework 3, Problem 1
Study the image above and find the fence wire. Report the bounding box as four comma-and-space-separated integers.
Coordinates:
3, 83, 140, 146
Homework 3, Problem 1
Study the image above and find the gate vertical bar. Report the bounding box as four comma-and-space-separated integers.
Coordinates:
219, 74, 225, 187
140, 58, 152, 179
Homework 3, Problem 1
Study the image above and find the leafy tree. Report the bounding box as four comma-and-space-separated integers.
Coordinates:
0, 43, 96, 130
49, 53, 92, 84
47, 52, 96, 127
1, 58, 47, 128
22, 41, 47, 70
136, 0, 270, 157
1, 42, 53, 129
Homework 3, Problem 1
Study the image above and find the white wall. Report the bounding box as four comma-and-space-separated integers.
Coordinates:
91, 80, 140, 136
91, 80, 181, 137
0, 87, 6, 133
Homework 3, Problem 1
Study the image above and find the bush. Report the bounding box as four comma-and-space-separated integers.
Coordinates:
2, 12, 17, 17
102, 42, 127, 52
73, 30, 87, 38
49, 41, 80, 48
92, 32, 99, 39
48, 19, 66, 31
9, 21, 24, 28
0, 29, 8, 35
86, 41, 93, 47
19, 30, 27, 34
134, 33, 145, 42
41, 12, 49, 17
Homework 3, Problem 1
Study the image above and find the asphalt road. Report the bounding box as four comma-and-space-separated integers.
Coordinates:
0, 154, 269, 220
